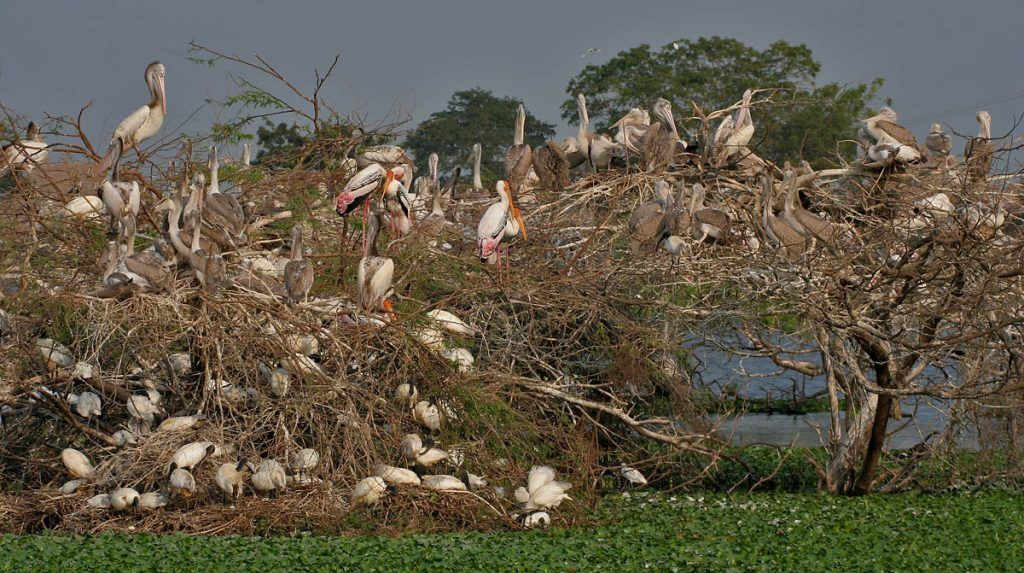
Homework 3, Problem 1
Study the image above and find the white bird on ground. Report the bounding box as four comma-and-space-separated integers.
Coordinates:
376, 464, 421, 486
516, 465, 573, 511
426, 309, 479, 336
413, 399, 442, 433
109, 487, 141, 511
72, 391, 102, 419
156, 414, 204, 433
215, 461, 251, 499
168, 466, 198, 497
393, 381, 419, 410
168, 441, 216, 471
620, 465, 648, 486
351, 476, 394, 507
400, 433, 449, 467
137, 491, 170, 509
61, 448, 95, 479
250, 459, 287, 494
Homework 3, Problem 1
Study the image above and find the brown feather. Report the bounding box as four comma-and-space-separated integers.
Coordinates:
532, 141, 570, 189
874, 119, 918, 148
505, 144, 533, 192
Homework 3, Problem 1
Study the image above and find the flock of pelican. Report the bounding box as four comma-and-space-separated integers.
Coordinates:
4, 56, 1012, 526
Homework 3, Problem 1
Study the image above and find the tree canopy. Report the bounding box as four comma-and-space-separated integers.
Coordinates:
561, 37, 882, 165
403, 88, 556, 184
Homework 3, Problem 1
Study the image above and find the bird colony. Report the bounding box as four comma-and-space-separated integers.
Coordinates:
0, 59, 1021, 534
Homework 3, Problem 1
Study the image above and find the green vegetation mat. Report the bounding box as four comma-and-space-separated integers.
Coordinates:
2, 491, 1021, 572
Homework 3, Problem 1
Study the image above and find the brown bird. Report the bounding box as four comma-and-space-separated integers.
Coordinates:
284, 224, 314, 305
660, 180, 692, 237
862, 107, 921, 163
963, 111, 994, 181
925, 123, 952, 159
641, 98, 681, 173
760, 174, 807, 261
782, 168, 836, 250
532, 140, 570, 190
419, 167, 460, 237
689, 183, 733, 244
628, 179, 672, 251
505, 104, 533, 193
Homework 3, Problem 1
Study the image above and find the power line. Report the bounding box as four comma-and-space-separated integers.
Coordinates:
902, 89, 1024, 126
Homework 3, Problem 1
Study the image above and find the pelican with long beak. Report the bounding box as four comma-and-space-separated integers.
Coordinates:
641, 98, 682, 173
357, 212, 394, 315
0, 121, 48, 179
713, 89, 755, 167
98, 139, 140, 236
505, 104, 533, 193
95, 61, 166, 175
476, 180, 527, 275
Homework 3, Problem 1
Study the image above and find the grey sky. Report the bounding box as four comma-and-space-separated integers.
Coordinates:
2, 0, 1023, 155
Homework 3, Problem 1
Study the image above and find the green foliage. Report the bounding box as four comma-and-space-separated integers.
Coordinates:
255, 121, 311, 165
403, 89, 557, 184
562, 37, 882, 165
3, 492, 1021, 572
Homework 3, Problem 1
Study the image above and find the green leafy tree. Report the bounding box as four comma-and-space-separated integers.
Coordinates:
562, 37, 882, 165
404, 88, 556, 183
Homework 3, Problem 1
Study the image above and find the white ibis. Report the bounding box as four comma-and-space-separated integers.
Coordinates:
109, 487, 141, 511
477, 180, 527, 274
250, 459, 287, 494
350, 476, 393, 507
283, 224, 314, 304
357, 212, 394, 315
376, 465, 421, 486
215, 461, 251, 499
517, 465, 572, 511
95, 61, 166, 175
0, 121, 48, 178
168, 466, 197, 497
420, 473, 468, 491
168, 441, 216, 471
400, 433, 449, 467
61, 448, 95, 479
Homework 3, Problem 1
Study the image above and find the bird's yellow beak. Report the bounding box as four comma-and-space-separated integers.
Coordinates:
508, 192, 527, 242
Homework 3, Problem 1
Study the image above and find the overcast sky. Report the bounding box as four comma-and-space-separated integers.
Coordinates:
2, 0, 1022, 155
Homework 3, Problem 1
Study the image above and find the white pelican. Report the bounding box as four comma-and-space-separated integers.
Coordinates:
357, 212, 394, 315
95, 61, 166, 175
109, 487, 141, 511
532, 140, 570, 190
61, 448, 95, 479
575, 93, 618, 171
0, 121, 48, 178
60, 480, 84, 495
284, 224, 314, 304
215, 461, 250, 499
168, 175, 225, 291
63, 195, 106, 220
476, 180, 527, 271
713, 89, 755, 167
350, 476, 393, 507
505, 104, 533, 193
376, 464, 421, 486
964, 111, 994, 180
862, 107, 921, 163
168, 466, 197, 497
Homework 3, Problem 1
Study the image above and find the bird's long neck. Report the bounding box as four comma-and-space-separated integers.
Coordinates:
514, 107, 526, 146
209, 150, 220, 195
577, 96, 590, 141
190, 187, 205, 254
431, 182, 444, 217
736, 92, 752, 128
784, 181, 799, 215
241, 144, 251, 166
364, 218, 380, 258
168, 187, 189, 257
689, 188, 704, 214
472, 146, 482, 188
291, 229, 303, 261
979, 117, 991, 140
110, 138, 124, 181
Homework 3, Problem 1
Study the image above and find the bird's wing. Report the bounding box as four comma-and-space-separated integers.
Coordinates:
113, 105, 152, 146
527, 465, 556, 494
874, 120, 918, 147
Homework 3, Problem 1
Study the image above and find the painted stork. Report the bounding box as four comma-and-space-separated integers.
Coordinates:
477, 180, 527, 274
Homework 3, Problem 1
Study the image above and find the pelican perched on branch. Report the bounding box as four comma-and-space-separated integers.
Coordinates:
689, 184, 733, 244
575, 93, 618, 171
713, 89, 754, 167
0, 121, 48, 179
95, 61, 166, 175
782, 167, 836, 250
469, 143, 484, 190
357, 212, 394, 315
862, 107, 921, 163
477, 180, 526, 272
98, 140, 140, 236
760, 174, 807, 261
611, 108, 650, 153
964, 111, 994, 180
505, 104, 533, 193
419, 167, 459, 237
628, 179, 672, 252
204, 147, 246, 241
925, 123, 952, 160
641, 98, 682, 173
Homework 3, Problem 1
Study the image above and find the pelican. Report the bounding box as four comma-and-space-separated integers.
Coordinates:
620, 466, 648, 486
782, 168, 836, 249
284, 225, 314, 304
662, 180, 692, 238
426, 309, 478, 336
204, 147, 246, 240
689, 184, 733, 244
250, 459, 287, 494
477, 181, 527, 271
169, 175, 226, 291
393, 381, 418, 409
0, 121, 48, 178
95, 61, 166, 175
925, 123, 952, 160
61, 448, 95, 479
215, 461, 250, 499
109, 487, 141, 512
241, 143, 251, 167
611, 108, 651, 153
532, 140, 570, 190
357, 212, 394, 315
380, 171, 413, 236
400, 433, 449, 467
72, 391, 102, 420
964, 111, 994, 180
376, 464, 421, 486
862, 107, 921, 163
168, 465, 197, 497
413, 399, 442, 433
713, 89, 755, 167
168, 441, 216, 471
107, 214, 175, 292
641, 99, 682, 173
419, 167, 459, 237
350, 476, 393, 507
760, 174, 807, 261
628, 179, 672, 251
469, 143, 484, 190
505, 104, 534, 192
98, 142, 141, 236
575, 93, 619, 171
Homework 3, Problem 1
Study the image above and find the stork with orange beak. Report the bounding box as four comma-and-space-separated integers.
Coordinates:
380, 170, 413, 236
94, 62, 166, 175
476, 180, 527, 277
336, 164, 404, 246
